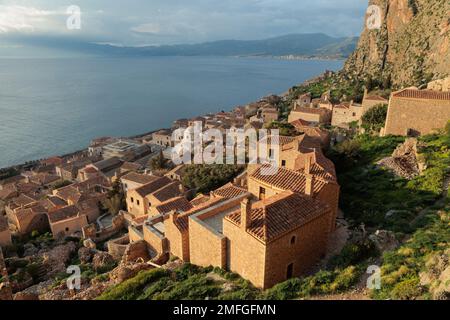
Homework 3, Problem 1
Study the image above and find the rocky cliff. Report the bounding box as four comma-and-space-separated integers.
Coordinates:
344, 0, 450, 88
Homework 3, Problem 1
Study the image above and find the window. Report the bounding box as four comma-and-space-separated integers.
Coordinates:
286, 263, 294, 279
131, 197, 134, 203
352, 112, 356, 117
281, 160, 286, 167
65, 227, 69, 232
137, 200, 140, 206
259, 187, 266, 200
290, 235, 296, 245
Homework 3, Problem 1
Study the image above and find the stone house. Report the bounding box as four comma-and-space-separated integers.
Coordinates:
7, 204, 49, 235
164, 165, 186, 182
56, 159, 92, 181
121, 172, 159, 193
293, 93, 312, 109
126, 128, 340, 289
152, 129, 173, 148
48, 205, 88, 239
260, 107, 279, 125
288, 106, 331, 125
383, 89, 450, 136
126, 176, 185, 218
222, 191, 331, 288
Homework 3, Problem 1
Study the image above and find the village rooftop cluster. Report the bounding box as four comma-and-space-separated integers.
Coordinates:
1, 76, 449, 296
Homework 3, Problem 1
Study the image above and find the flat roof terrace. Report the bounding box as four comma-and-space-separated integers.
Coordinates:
201, 206, 240, 233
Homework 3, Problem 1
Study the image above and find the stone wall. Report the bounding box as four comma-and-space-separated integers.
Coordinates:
263, 211, 330, 289
384, 97, 450, 136
143, 224, 168, 256
164, 215, 189, 261
189, 217, 227, 269
107, 234, 130, 260
222, 218, 266, 289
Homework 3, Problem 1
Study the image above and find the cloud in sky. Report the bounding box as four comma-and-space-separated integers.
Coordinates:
0, 0, 369, 48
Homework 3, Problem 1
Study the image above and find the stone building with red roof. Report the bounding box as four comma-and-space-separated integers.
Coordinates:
127, 139, 339, 289
383, 88, 450, 136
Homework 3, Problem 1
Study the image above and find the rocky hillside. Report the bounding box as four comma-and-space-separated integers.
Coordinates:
344, 0, 450, 88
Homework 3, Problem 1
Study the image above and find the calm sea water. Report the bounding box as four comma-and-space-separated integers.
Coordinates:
0, 56, 342, 168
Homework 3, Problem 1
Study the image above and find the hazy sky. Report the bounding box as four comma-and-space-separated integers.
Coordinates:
0, 0, 369, 56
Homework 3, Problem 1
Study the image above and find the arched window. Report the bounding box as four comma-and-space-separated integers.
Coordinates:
290, 235, 296, 245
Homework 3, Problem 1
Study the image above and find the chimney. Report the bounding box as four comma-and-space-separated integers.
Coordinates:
241, 198, 252, 230
304, 156, 312, 175
305, 174, 315, 196
178, 183, 184, 193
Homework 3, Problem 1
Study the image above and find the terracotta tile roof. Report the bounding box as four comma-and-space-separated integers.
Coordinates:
30, 173, 60, 185
9, 194, 37, 208
135, 176, 172, 197
392, 89, 450, 101
249, 164, 330, 195
41, 196, 67, 211
364, 95, 388, 102
0, 187, 18, 200
259, 135, 297, 146
82, 167, 99, 174
225, 191, 330, 243
15, 204, 47, 222
293, 107, 330, 115
16, 182, 40, 195
151, 181, 183, 203
0, 215, 9, 232
121, 172, 159, 185
155, 196, 193, 215
290, 119, 312, 128
175, 197, 227, 231
93, 157, 123, 172
0, 175, 25, 186
189, 194, 210, 207
212, 183, 248, 199
48, 205, 80, 223
165, 165, 185, 178
120, 162, 142, 172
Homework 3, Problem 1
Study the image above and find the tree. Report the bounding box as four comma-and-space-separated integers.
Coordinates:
182, 164, 244, 194
101, 194, 124, 216
150, 150, 168, 170
361, 104, 388, 132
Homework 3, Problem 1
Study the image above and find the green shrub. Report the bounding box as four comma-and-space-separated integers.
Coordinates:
97, 268, 169, 300
390, 278, 422, 300
361, 104, 388, 132
264, 278, 302, 300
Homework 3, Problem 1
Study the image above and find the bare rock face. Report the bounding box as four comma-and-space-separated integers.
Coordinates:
420, 249, 450, 300
40, 242, 77, 278
83, 239, 97, 249
92, 252, 115, 271
368, 230, 399, 253
13, 279, 54, 301
122, 240, 151, 264
0, 282, 13, 301
109, 261, 153, 284
71, 282, 111, 300
78, 247, 95, 264
344, 0, 450, 88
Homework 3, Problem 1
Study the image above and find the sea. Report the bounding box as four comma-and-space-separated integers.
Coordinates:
0, 56, 343, 169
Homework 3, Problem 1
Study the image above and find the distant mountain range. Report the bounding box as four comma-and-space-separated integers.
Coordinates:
77, 33, 358, 59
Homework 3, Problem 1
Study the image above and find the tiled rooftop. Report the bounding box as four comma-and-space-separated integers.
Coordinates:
121, 172, 159, 185
225, 191, 330, 243
392, 89, 450, 101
